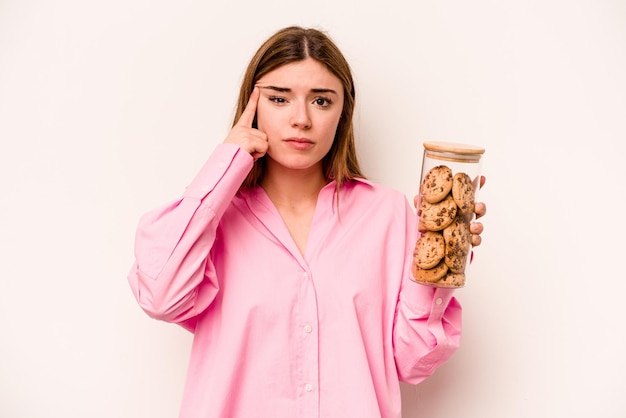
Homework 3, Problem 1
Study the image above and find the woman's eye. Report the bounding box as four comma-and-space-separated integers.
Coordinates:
268, 96, 286, 104
314, 97, 332, 107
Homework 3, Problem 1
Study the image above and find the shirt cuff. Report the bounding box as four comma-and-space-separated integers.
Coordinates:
183, 143, 253, 200
402, 279, 456, 320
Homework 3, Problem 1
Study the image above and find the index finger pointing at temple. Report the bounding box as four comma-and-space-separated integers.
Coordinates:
237, 86, 260, 128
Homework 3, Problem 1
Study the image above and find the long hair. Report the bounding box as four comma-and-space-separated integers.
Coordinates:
234, 26, 365, 189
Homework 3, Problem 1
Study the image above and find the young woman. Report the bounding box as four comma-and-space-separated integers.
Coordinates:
128, 26, 487, 418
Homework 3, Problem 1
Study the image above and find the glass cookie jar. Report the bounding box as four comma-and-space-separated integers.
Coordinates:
411, 141, 485, 288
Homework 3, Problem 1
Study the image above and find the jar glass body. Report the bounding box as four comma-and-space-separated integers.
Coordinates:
411, 141, 485, 288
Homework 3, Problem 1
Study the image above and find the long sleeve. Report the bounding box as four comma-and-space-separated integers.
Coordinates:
127, 143, 253, 330
392, 199, 463, 384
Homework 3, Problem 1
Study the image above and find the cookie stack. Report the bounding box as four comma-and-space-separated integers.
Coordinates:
412, 165, 475, 288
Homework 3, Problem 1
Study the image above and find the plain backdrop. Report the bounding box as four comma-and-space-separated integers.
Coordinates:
1, 0, 625, 417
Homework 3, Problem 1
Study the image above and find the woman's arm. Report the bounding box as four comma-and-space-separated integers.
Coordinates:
127, 144, 253, 330
393, 280, 462, 384
392, 198, 463, 383
394, 185, 486, 382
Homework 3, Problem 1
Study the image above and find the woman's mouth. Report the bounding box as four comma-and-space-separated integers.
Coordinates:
284, 137, 314, 150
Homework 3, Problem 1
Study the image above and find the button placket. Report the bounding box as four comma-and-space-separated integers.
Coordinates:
296, 267, 320, 412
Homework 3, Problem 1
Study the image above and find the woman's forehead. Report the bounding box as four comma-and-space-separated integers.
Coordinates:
258, 58, 343, 93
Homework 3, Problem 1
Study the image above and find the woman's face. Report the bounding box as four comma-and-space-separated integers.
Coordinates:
255, 58, 344, 175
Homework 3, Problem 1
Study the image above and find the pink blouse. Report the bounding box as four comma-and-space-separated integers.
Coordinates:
128, 143, 462, 418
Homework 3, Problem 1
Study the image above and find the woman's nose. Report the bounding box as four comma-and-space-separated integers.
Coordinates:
290, 102, 311, 129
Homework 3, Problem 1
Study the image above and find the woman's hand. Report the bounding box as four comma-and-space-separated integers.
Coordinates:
413, 175, 487, 247
223, 86, 268, 160
469, 176, 486, 247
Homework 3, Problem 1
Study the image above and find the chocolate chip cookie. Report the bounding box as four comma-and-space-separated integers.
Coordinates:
443, 214, 471, 273
412, 259, 449, 283
418, 194, 457, 232
420, 165, 453, 203
451, 172, 475, 217
413, 231, 445, 269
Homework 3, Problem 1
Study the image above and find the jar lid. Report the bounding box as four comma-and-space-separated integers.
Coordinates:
423, 141, 485, 155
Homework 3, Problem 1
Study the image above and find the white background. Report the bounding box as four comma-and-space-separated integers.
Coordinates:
1, 0, 625, 417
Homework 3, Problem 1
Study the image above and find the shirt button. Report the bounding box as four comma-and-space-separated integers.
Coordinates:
304, 384, 313, 392
217, 161, 226, 169
435, 298, 443, 305
304, 325, 312, 333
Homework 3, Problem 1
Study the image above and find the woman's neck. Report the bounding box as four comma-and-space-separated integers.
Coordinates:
260, 161, 327, 210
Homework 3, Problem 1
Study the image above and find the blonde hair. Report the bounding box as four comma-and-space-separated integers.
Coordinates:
235, 26, 365, 189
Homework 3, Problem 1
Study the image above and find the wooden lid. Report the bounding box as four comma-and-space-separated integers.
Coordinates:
423, 141, 485, 155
